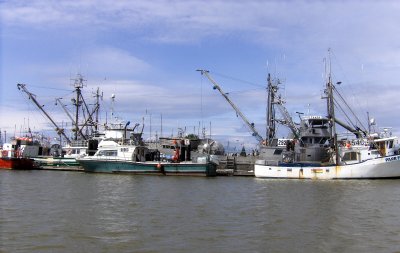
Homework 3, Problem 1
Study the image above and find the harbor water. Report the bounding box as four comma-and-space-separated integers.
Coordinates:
1, 170, 400, 252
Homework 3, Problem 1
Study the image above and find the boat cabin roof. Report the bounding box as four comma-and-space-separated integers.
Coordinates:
301, 116, 329, 128
372, 136, 397, 143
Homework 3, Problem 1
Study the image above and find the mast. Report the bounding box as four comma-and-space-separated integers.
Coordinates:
266, 73, 276, 144
326, 55, 336, 141
19, 74, 100, 146
72, 74, 85, 141
94, 87, 102, 133
266, 73, 300, 142
69, 74, 101, 141
324, 50, 339, 164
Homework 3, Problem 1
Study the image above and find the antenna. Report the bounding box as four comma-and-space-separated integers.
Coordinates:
160, 114, 163, 138
111, 93, 116, 117
149, 112, 152, 141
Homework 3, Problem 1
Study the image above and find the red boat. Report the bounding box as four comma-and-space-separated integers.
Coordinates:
0, 145, 35, 170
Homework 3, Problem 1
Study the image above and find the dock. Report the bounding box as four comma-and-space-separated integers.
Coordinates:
216, 155, 255, 176
34, 155, 256, 176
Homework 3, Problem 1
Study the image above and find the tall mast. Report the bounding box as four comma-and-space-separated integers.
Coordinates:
69, 74, 100, 140
72, 74, 85, 141
266, 73, 276, 145
266, 73, 299, 141
324, 49, 339, 164
94, 87, 102, 133
325, 51, 336, 141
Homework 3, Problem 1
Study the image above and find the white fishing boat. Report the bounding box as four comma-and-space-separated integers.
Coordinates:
255, 57, 400, 179
77, 126, 218, 176
255, 127, 400, 179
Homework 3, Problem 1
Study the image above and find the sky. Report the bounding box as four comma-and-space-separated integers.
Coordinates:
1, 0, 400, 151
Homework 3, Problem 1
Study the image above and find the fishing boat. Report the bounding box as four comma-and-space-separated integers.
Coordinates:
255, 58, 400, 179
32, 141, 88, 168
255, 117, 400, 179
17, 74, 102, 168
77, 124, 218, 176
0, 142, 36, 170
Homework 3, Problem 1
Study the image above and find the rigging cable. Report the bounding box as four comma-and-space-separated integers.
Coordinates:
333, 86, 367, 131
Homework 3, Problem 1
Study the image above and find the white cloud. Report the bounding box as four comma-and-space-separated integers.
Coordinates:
79, 47, 151, 78
6, 46, 151, 88
2, 1, 400, 61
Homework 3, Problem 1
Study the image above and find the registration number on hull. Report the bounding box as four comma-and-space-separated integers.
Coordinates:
385, 155, 400, 162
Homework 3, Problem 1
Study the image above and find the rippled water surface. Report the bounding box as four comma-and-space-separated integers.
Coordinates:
1, 170, 400, 252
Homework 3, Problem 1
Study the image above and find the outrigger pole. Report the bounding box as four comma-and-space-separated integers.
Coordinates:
17, 83, 72, 144
197, 69, 264, 143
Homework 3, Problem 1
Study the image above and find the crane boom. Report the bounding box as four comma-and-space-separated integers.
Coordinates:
197, 70, 264, 143
276, 102, 299, 138
17, 83, 72, 144
56, 98, 76, 125
56, 97, 91, 141
266, 74, 300, 139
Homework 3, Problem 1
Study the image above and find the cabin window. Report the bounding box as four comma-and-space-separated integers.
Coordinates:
97, 150, 118, 156
273, 149, 283, 155
389, 140, 394, 149
106, 150, 118, 156
162, 145, 175, 150
319, 138, 328, 144
310, 119, 328, 128
342, 152, 358, 161
314, 137, 321, 144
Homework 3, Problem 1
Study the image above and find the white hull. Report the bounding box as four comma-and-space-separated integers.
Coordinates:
255, 155, 400, 179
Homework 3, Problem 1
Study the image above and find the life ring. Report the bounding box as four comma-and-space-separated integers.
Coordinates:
346, 142, 351, 149
1, 150, 8, 157
67, 149, 72, 155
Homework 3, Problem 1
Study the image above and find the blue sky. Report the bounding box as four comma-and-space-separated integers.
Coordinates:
1, 1, 400, 150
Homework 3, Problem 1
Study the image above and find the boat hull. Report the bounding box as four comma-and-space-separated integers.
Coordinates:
255, 155, 400, 179
0, 157, 35, 170
77, 159, 217, 177
33, 156, 80, 168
